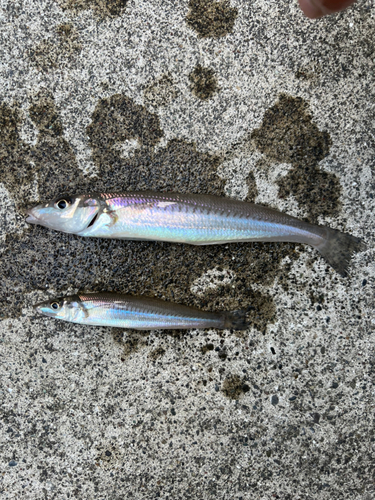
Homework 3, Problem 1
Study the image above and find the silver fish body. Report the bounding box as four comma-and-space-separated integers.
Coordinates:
34, 293, 248, 330
26, 191, 365, 276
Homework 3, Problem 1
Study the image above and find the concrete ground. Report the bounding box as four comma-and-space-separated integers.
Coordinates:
0, 0, 374, 498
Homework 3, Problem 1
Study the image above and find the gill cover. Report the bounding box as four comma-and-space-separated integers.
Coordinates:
26, 194, 101, 234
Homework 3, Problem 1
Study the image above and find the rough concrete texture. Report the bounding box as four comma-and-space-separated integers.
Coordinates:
0, 0, 374, 498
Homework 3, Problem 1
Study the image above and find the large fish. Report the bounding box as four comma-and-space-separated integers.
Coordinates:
26, 191, 365, 276
34, 292, 248, 330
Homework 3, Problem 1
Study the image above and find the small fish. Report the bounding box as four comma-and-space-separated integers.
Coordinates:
26, 191, 365, 276
34, 292, 248, 330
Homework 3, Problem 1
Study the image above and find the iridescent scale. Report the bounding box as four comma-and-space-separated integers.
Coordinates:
77, 192, 326, 246
77, 293, 224, 330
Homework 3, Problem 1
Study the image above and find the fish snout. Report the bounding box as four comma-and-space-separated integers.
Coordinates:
33, 301, 58, 318
33, 301, 45, 314
25, 208, 40, 225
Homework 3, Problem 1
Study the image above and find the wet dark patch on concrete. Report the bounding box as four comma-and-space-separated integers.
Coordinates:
277, 166, 342, 220
251, 95, 331, 166
148, 347, 166, 360
86, 94, 224, 194
295, 63, 321, 84
111, 328, 148, 358
1, 92, 84, 208
95, 444, 121, 469
57, 0, 128, 18
245, 172, 258, 203
251, 94, 341, 220
200, 282, 276, 335
144, 74, 178, 108
221, 374, 250, 400
28, 23, 81, 71
201, 343, 214, 354
1, 93, 299, 328
0, 226, 298, 324
253, 156, 272, 171
0, 103, 34, 197
87, 94, 163, 170
28, 90, 86, 202
186, 0, 238, 38
111, 327, 126, 346
29, 91, 64, 137
189, 65, 219, 100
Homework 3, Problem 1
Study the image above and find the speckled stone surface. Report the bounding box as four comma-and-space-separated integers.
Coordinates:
0, 0, 374, 498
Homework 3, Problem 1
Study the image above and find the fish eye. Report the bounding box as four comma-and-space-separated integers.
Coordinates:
50, 301, 59, 310
54, 196, 73, 210
56, 199, 69, 210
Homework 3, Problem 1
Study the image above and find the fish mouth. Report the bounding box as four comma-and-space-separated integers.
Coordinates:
25, 209, 40, 225
25, 209, 50, 229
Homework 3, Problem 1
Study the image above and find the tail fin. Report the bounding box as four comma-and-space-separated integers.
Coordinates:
316, 228, 366, 277
222, 310, 249, 330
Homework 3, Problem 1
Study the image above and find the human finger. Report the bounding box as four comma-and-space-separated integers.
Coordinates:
298, 0, 357, 18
